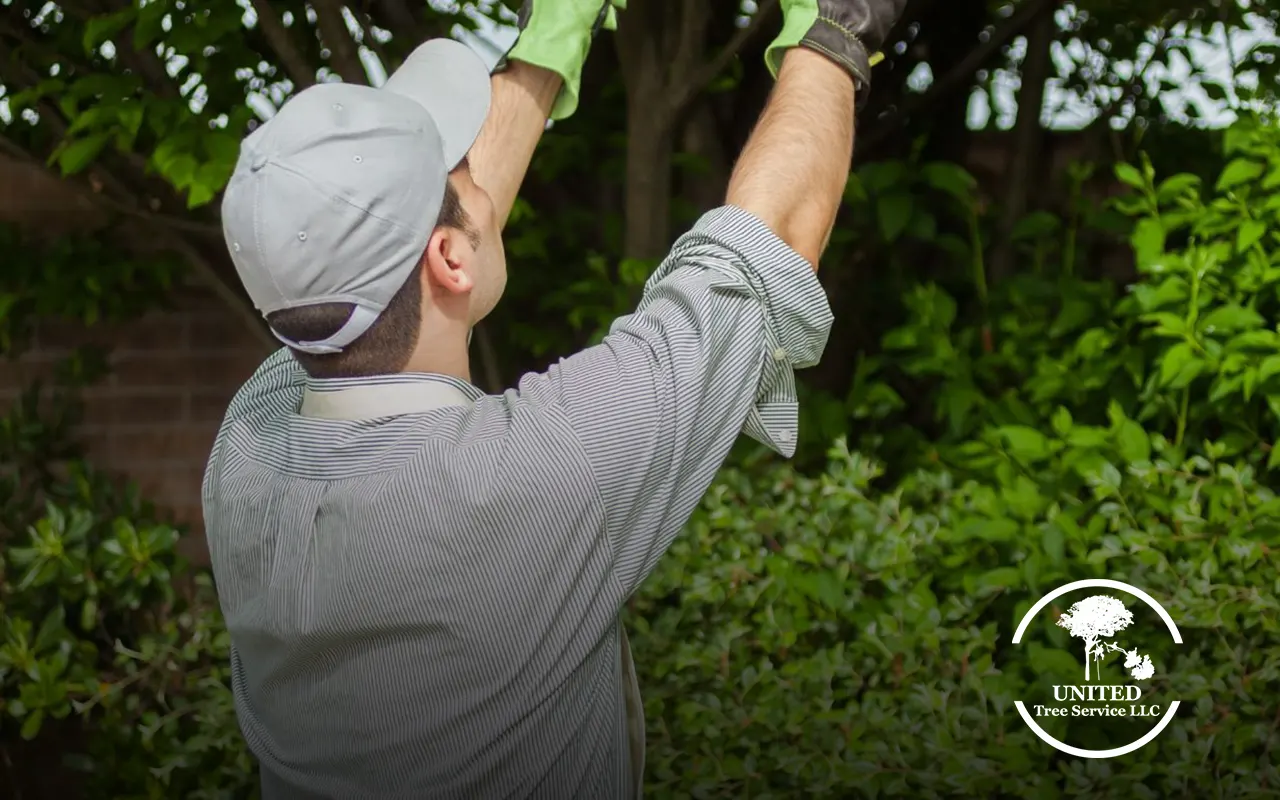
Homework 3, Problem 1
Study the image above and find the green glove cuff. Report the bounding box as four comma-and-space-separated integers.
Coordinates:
764, 0, 819, 78
502, 2, 616, 121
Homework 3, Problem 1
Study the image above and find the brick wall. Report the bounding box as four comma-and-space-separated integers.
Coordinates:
1, 283, 269, 565
0, 150, 274, 565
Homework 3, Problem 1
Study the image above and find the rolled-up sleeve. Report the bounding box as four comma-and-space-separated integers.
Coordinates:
522, 205, 833, 596
646, 206, 833, 455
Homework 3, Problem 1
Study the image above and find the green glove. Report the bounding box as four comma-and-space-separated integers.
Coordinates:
764, 0, 906, 105
499, 0, 625, 121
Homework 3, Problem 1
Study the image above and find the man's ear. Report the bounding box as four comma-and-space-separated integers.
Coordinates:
422, 227, 474, 295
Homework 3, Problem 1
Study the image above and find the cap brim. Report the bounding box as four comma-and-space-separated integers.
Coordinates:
382, 38, 491, 169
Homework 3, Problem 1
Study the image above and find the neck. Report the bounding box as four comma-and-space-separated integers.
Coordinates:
401, 327, 472, 382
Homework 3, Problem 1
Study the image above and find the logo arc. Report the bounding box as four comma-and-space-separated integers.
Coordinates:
1012, 578, 1183, 759
1012, 578, 1183, 644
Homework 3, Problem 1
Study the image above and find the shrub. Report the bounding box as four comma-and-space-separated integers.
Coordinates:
1, 476, 257, 799
0, 230, 254, 798
629, 117, 1280, 797
7, 116, 1280, 799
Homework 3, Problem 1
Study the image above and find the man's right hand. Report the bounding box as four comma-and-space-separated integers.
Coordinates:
764, 0, 909, 105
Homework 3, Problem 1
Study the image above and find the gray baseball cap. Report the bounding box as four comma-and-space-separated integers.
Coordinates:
221, 38, 491, 354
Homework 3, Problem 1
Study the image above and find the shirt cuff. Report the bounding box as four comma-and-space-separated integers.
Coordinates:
643, 205, 834, 457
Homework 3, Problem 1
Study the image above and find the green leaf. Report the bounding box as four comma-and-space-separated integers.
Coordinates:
1160, 342, 1203, 387
1237, 220, 1266, 252
1115, 162, 1145, 190
20, 710, 44, 741
33, 606, 66, 654
1216, 158, 1265, 191
959, 518, 1019, 541
1156, 173, 1200, 204
1130, 218, 1165, 265
1201, 305, 1264, 334
1027, 643, 1080, 678
54, 133, 112, 176
1259, 354, 1280, 383
133, 0, 169, 50
843, 173, 867, 203
1115, 420, 1151, 464
974, 567, 1023, 593
919, 162, 976, 202
82, 9, 136, 55
1041, 525, 1065, 564
876, 192, 913, 243
1088, 462, 1124, 497
998, 426, 1051, 461
1051, 407, 1073, 437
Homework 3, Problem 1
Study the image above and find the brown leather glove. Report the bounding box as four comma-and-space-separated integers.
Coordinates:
765, 0, 909, 105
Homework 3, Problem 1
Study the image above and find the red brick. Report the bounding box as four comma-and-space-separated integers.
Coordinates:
35, 319, 122, 351
108, 352, 258, 389
78, 389, 187, 427
113, 426, 217, 464
166, 282, 223, 308
0, 358, 61, 388
128, 464, 205, 506
188, 313, 268, 351
190, 387, 237, 422
177, 525, 211, 565
79, 430, 114, 462
107, 353, 187, 388
113, 314, 188, 353
195, 354, 259, 389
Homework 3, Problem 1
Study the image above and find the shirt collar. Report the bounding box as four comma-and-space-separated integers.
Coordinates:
305, 371, 485, 402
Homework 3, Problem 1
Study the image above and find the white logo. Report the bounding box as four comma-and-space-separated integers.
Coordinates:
1012, 579, 1182, 758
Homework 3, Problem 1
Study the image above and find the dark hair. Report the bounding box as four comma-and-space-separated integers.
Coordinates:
268, 179, 475, 378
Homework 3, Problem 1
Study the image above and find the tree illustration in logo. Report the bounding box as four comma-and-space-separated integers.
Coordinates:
1055, 594, 1153, 681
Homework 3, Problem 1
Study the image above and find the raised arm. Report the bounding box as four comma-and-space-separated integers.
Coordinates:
725, 49, 854, 268
466, 1, 620, 228
515, 1, 906, 598
733, 0, 906, 266
467, 62, 560, 229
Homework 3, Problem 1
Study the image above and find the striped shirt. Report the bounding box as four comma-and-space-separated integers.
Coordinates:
202, 205, 833, 799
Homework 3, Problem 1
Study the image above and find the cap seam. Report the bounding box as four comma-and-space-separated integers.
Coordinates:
268, 151, 440, 234
249, 154, 289, 303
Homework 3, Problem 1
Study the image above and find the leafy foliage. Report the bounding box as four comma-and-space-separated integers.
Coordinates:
3, 1, 1280, 797
0, 230, 249, 796
628, 118, 1280, 797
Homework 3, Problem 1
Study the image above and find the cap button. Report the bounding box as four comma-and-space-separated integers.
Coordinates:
250, 154, 268, 171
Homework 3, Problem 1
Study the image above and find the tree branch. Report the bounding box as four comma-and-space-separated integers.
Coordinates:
370, 0, 425, 45
670, 0, 712, 94
0, 129, 274, 352
313, 0, 368, 84
248, 0, 316, 88
0, 53, 275, 351
351, 5, 391, 78
988, 0, 1057, 284
861, 0, 1051, 152
668, 0, 779, 118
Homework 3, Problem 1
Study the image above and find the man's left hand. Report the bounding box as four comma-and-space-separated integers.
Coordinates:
500, 0, 626, 121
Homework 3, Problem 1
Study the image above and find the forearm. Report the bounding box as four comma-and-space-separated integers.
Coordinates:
467, 61, 562, 229
724, 48, 856, 269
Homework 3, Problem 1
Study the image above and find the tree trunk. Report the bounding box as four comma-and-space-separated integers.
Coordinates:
919, 0, 990, 165
624, 86, 674, 261
988, 1, 1056, 284
680, 99, 730, 220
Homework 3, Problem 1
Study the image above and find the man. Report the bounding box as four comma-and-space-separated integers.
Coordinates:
203, 0, 905, 797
